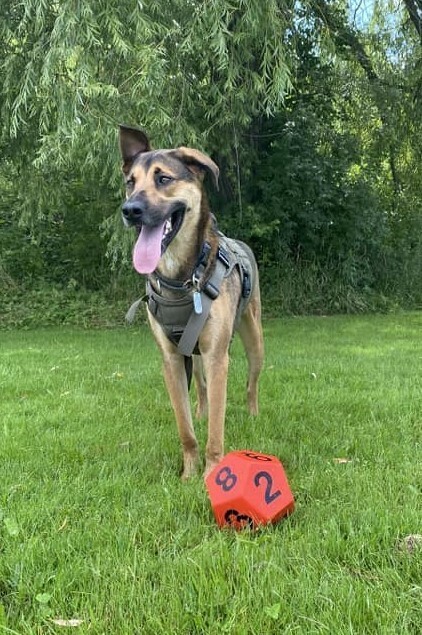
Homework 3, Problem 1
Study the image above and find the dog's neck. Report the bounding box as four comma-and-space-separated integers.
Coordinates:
153, 192, 219, 292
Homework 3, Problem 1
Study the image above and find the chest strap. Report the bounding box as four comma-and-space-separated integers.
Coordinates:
177, 256, 227, 356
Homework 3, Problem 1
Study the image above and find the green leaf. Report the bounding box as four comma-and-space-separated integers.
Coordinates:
4, 517, 19, 537
35, 593, 52, 605
264, 603, 281, 620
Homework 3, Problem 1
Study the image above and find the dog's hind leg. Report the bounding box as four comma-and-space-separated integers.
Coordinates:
193, 355, 207, 419
238, 294, 264, 416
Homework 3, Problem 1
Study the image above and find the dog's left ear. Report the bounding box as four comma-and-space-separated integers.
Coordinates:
119, 125, 151, 174
174, 147, 219, 191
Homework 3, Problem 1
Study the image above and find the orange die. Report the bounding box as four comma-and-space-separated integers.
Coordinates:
205, 450, 295, 530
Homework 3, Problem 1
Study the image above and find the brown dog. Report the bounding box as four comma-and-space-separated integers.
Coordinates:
119, 125, 264, 479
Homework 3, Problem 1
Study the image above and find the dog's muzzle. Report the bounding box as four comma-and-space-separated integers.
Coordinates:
122, 198, 145, 226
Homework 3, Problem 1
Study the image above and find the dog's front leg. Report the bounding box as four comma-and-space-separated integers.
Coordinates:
150, 320, 199, 479
202, 350, 229, 478
161, 351, 199, 479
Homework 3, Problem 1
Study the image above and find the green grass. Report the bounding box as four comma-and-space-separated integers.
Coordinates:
1, 314, 421, 634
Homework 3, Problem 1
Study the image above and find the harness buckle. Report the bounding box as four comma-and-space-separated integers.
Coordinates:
217, 246, 231, 269
203, 281, 219, 300
242, 267, 251, 298
192, 241, 212, 289
192, 268, 203, 289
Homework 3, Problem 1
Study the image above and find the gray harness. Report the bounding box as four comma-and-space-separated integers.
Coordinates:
126, 235, 256, 357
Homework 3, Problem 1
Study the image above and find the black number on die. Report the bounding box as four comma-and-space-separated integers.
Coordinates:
254, 470, 282, 504
215, 466, 237, 492
224, 509, 254, 529
242, 452, 272, 462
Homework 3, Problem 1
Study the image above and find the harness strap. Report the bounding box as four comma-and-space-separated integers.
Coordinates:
177, 257, 227, 356
125, 297, 145, 323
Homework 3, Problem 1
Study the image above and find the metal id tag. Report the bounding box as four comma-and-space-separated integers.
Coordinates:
193, 291, 203, 315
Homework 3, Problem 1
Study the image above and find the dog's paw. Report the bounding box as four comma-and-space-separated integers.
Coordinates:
181, 452, 199, 481
203, 459, 220, 481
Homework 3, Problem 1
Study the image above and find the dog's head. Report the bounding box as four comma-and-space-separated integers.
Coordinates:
118, 125, 219, 275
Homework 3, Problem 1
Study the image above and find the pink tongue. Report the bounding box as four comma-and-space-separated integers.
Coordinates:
132, 222, 166, 274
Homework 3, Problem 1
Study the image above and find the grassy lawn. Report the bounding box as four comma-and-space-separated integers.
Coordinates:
1, 313, 421, 634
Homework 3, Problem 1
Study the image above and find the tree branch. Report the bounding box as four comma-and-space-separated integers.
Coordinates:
403, 0, 422, 41
310, 0, 377, 82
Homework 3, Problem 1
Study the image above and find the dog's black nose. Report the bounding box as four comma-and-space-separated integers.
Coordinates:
122, 199, 144, 224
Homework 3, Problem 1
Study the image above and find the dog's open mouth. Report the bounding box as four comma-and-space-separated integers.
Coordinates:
162, 208, 185, 249
133, 206, 185, 275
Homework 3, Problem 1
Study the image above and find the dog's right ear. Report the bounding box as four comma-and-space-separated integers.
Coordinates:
119, 125, 151, 174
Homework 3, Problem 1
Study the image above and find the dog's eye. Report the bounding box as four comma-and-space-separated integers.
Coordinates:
157, 175, 173, 185
126, 177, 134, 189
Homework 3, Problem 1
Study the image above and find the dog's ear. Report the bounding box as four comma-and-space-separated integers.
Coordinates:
119, 125, 151, 174
173, 147, 219, 191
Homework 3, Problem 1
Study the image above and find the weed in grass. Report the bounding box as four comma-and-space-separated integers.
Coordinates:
0, 314, 421, 633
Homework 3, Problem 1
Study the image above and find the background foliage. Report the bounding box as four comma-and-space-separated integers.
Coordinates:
1, 0, 422, 324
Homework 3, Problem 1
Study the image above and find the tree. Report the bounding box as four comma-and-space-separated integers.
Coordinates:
1, 0, 292, 171
0, 0, 294, 285
1, 0, 421, 311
